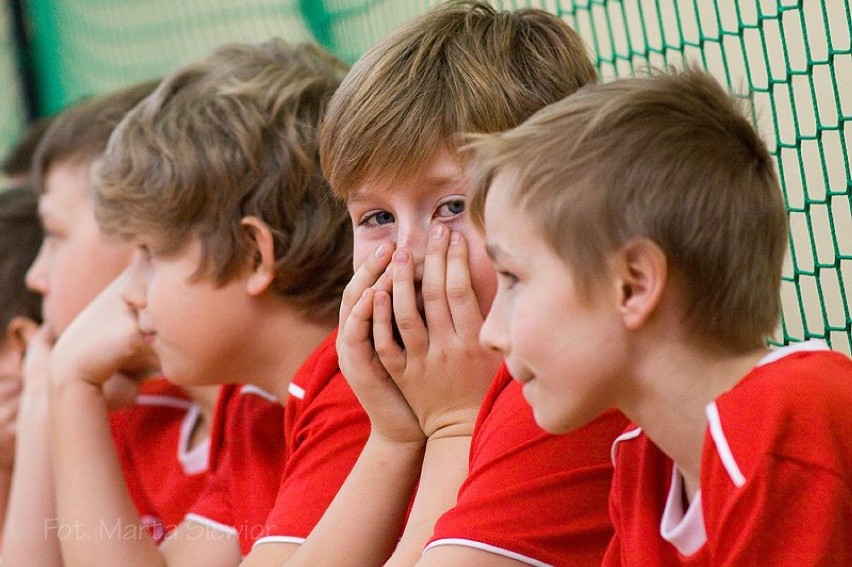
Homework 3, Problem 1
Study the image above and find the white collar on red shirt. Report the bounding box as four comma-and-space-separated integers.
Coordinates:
652, 340, 830, 557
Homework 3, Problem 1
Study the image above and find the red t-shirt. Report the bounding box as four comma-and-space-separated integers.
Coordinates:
111, 377, 211, 543
253, 330, 371, 549
604, 342, 852, 565
427, 364, 627, 566
185, 383, 286, 555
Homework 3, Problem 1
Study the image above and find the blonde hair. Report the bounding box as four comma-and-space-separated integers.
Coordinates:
96, 40, 351, 323
320, 0, 597, 199
469, 66, 787, 350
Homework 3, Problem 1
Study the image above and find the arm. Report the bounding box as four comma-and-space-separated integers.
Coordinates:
3, 327, 62, 566
0, 361, 22, 537
47, 272, 166, 567
243, 241, 426, 566
376, 229, 500, 566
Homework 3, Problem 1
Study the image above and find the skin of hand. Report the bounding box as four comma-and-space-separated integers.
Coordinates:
371, 228, 501, 439
48, 269, 157, 393
338, 240, 427, 445
0, 373, 21, 471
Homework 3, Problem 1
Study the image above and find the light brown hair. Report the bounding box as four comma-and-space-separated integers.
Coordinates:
32, 81, 160, 194
320, 0, 598, 199
95, 40, 352, 322
469, 66, 787, 350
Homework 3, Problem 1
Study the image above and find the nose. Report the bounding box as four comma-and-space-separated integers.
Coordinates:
396, 221, 429, 281
121, 252, 148, 312
25, 243, 49, 296
479, 294, 509, 356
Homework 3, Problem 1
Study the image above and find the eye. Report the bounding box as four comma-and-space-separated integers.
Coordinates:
436, 198, 465, 219
360, 210, 395, 227
497, 270, 519, 290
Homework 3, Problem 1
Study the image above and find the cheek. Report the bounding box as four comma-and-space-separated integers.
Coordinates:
351, 232, 381, 272
464, 234, 497, 316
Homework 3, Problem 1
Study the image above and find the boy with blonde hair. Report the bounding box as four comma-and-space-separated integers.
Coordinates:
4, 82, 217, 566
259, 2, 627, 565
472, 66, 852, 564
47, 39, 362, 567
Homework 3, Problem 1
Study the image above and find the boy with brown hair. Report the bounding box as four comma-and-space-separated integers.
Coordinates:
260, 2, 627, 565
472, 66, 852, 564
0, 187, 42, 539
3, 81, 218, 566
46, 39, 361, 566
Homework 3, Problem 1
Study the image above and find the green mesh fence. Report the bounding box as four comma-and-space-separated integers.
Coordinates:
1, 0, 849, 352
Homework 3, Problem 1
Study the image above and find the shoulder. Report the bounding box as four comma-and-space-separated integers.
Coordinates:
285, 329, 341, 404
707, 342, 852, 486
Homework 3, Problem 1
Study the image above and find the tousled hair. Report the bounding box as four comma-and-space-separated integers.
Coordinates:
96, 39, 352, 323
469, 66, 787, 350
320, 0, 598, 199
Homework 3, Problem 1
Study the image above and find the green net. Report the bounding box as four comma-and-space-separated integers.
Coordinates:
1, 0, 849, 352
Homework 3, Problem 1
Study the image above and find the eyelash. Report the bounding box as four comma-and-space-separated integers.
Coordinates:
498, 270, 519, 289
357, 198, 467, 228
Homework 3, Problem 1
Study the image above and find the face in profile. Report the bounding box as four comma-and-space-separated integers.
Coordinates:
479, 169, 627, 434
26, 161, 134, 340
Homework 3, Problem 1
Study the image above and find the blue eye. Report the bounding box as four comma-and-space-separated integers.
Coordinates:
361, 210, 395, 227
436, 198, 465, 219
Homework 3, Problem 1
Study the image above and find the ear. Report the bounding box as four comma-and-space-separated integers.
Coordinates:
5, 316, 39, 355
240, 216, 276, 296
614, 238, 667, 331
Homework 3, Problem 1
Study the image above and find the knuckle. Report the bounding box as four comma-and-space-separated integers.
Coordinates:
420, 284, 443, 303
446, 284, 471, 301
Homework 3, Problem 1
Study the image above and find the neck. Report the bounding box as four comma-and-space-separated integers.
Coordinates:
619, 336, 767, 501
182, 384, 220, 422
239, 298, 335, 403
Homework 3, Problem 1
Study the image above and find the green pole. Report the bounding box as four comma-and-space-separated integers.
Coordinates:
26, 0, 66, 115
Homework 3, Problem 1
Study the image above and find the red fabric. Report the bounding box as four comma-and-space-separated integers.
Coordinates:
258, 329, 371, 545
429, 364, 627, 566
186, 383, 285, 555
110, 378, 211, 543
604, 348, 852, 565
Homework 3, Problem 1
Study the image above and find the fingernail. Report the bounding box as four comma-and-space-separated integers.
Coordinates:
375, 242, 390, 258
450, 232, 461, 245
431, 225, 445, 240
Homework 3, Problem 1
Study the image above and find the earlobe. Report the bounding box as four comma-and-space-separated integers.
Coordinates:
617, 239, 667, 330
241, 216, 276, 296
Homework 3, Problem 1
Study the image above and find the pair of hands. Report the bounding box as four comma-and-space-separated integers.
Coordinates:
337, 228, 501, 446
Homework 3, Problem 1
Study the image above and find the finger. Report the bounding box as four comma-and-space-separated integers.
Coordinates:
372, 291, 405, 376
339, 241, 394, 334
341, 287, 377, 355
421, 224, 453, 331
371, 263, 393, 295
445, 232, 485, 340
391, 248, 427, 355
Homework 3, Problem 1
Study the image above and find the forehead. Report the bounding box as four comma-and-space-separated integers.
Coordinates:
347, 145, 468, 205
39, 162, 93, 220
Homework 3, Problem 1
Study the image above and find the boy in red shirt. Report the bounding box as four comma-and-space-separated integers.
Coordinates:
46, 39, 361, 566
3, 82, 216, 565
471, 66, 852, 564
254, 2, 627, 566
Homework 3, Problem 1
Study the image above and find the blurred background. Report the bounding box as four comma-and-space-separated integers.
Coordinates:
1, 0, 849, 352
